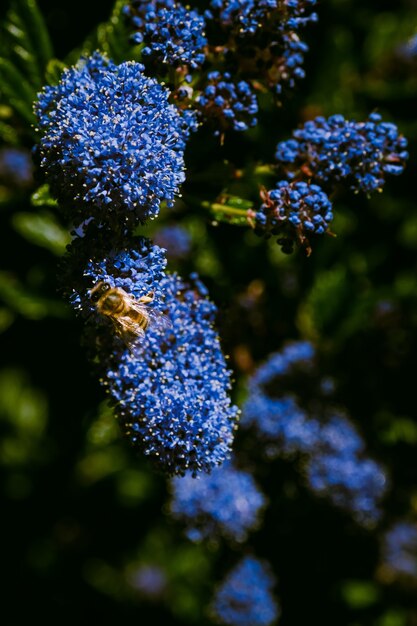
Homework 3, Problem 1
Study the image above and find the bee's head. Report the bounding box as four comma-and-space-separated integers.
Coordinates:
90, 281, 110, 303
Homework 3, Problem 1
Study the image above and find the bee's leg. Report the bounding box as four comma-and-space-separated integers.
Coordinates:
139, 291, 154, 304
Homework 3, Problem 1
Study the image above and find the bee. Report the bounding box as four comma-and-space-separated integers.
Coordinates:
90, 281, 170, 349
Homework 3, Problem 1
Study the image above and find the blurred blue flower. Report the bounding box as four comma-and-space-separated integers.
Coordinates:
0, 147, 33, 187
170, 462, 266, 542
212, 556, 279, 626
242, 342, 387, 524
128, 565, 167, 597
154, 225, 192, 259
305, 414, 387, 525
382, 522, 417, 578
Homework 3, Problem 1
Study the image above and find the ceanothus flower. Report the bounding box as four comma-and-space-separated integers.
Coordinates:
125, 0, 207, 69
275, 113, 408, 193
212, 556, 279, 626
242, 393, 320, 456
154, 225, 192, 260
169, 462, 266, 542
241, 342, 387, 524
35, 52, 197, 228
196, 72, 258, 134
0, 147, 33, 187
305, 414, 387, 525
381, 522, 417, 578
66, 228, 238, 476
248, 340, 315, 390
254, 181, 333, 253
207, 0, 318, 93
209, 0, 317, 36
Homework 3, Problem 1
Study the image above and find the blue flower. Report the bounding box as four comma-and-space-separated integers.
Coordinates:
154, 225, 192, 259
128, 565, 167, 596
169, 462, 266, 542
35, 52, 197, 227
248, 340, 315, 390
125, 0, 207, 70
212, 556, 279, 626
275, 113, 408, 193
241, 342, 387, 524
254, 181, 333, 253
305, 414, 387, 525
242, 393, 320, 456
67, 230, 238, 475
207, 0, 318, 93
381, 522, 417, 578
209, 0, 317, 37
0, 147, 33, 187
196, 72, 258, 134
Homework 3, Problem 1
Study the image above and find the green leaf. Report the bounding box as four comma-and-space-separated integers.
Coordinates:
30, 184, 58, 208
11, 211, 70, 256
74, 0, 134, 63
0, 57, 36, 124
2, 0, 53, 89
297, 266, 350, 339
44, 58, 66, 85
0, 271, 68, 320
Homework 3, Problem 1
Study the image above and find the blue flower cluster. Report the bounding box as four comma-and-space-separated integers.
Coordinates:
197, 72, 258, 134
381, 522, 417, 578
125, 0, 207, 70
248, 340, 315, 389
275, 113, 408, 194
169, 462, 266, 542
305, 415, 387, 525
254, 181, 333, 253
209, 0, 317, 36
212, 556, 279, 626
207, 0, 318, 94
35, 52, 196, 227
0, 147, 33, 187
242, 394, 319, 457
67, 233, 238, 475
242, 342, 387, 524
154, 225, 192, 259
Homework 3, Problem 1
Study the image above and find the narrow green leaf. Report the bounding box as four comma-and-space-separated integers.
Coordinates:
0, 57, 36, 104
17, 0, 54, 71
0, 57, 36, 124
12, 211, 70, 256
2, 0, 53, 90
6, 9, 42, 86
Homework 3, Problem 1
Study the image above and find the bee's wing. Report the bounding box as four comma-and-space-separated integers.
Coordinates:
129, 300, 172, 334
146, 308, 172, 333
111, 315, 145, 353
